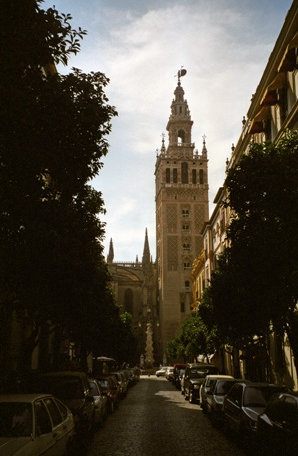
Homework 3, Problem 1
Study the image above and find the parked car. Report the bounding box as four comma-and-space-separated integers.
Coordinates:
206, 377, 239, 422
155, 367, 168, 377
172, 364, 186, 388
184, 363, 220, 403
176, 368, 186, 390
96, 376, 119, 413
36, 371, 95, 436
111, 371, 128, 398
223, 381, 289, 441
200, 375, 234, 413
88, 378, 108, 428
165, 367, 174, 381
257, 391, 298, 455
0, 393, 75, 456
180, 372, 186, 395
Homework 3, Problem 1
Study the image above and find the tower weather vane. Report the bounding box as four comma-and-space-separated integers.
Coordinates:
176, 67, 187, 83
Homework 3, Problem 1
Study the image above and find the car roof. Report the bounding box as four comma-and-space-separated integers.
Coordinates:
205, 375, 234, 379
0, 393, 54, 403
41, 371, 86, 377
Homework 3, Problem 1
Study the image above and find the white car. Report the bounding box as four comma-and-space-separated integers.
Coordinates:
200, 374, 234, 412
88, 379, 108, 427
155, 367, 169, 377
0, 393, 75, 456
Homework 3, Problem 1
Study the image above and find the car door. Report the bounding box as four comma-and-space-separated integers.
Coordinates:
32, 399, 56, 456
43, 397, 69, 455
224, 384, 243, 431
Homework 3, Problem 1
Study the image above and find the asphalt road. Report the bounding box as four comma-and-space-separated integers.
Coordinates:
82, 375, 247, 456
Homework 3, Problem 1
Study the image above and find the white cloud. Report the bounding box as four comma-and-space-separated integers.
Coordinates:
44, 0, 291, 261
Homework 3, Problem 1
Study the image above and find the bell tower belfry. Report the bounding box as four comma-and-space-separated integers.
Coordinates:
155, 70, 209, 361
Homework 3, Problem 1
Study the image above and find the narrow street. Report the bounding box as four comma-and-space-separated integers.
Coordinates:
84, 376, 246, 456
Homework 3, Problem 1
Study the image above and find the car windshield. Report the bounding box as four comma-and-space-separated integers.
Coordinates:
190, 367, 218, 378
243, 387, 267, 407
244, 386, 288, 407
190, 369, 205, 379
215, 381, 235, 395
0, 402, 33, 437
98, 379, 109, 390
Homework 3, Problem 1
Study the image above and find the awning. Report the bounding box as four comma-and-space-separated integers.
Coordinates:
248, 106, 270, 134
278, 31, 298, 73
260, 73, 286, 106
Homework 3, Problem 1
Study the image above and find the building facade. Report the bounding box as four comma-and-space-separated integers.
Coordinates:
155, 75, 209, 360
107, 231, 160, 365
192, 1, 298, 387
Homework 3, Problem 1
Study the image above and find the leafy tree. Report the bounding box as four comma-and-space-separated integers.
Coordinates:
0, 0, 119, 371
167, 336, 186, 364
117, 312, 138, 366
167, 312, 217, 363
200, 131, 298, 375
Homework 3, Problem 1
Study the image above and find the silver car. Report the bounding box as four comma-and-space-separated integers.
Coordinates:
200, 375, 234, 412
88, 379, 108, 427
0, 393, 75, 456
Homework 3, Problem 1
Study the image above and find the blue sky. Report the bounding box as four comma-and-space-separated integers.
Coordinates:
42, 0, 293, 261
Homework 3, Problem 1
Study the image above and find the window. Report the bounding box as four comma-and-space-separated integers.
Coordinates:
44, 398, 62, 427
180, 302, 185, 312
166, 168, 170, 183
124, 289, 133, 314
185, 280, 190, 290
178, 129, 185, 143
182, 209, 189, 217
182, 224, 189, 231
55, 399, 68, 420
183, 243, 190, 250
35, 401, 52, 435
183, 262, 191, 270
181, 162, 188, 183
199, 169, 204, 184
229, 384, 243, 406
173, 168, 177, 183
192, 169, 197, 184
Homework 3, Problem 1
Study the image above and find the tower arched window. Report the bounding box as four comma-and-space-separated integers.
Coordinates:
173, 168, 178, 183
192, 169, 197, 184
199, 169, 204, 184
166, 168, 170, 183
181, 162, 188, 183
124, 288, 133, 315
177, 129, 185, 144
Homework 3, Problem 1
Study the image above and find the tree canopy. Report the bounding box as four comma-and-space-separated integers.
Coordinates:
167, 311, 217, 363
200, 130, 298, 372
0, 0, 124, 371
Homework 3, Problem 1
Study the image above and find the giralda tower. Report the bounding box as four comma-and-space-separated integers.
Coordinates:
155, 70, 209, 360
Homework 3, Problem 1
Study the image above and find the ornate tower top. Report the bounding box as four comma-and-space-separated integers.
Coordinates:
201, 135, 208, 157
166, 68, 194, 156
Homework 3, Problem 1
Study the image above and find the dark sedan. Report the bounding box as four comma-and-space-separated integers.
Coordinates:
257, 391, 298, 455
184, 363, 219, 404
223, 381, 289, 442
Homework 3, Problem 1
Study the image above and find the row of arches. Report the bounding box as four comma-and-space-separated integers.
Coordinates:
166, 164, 204, 184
